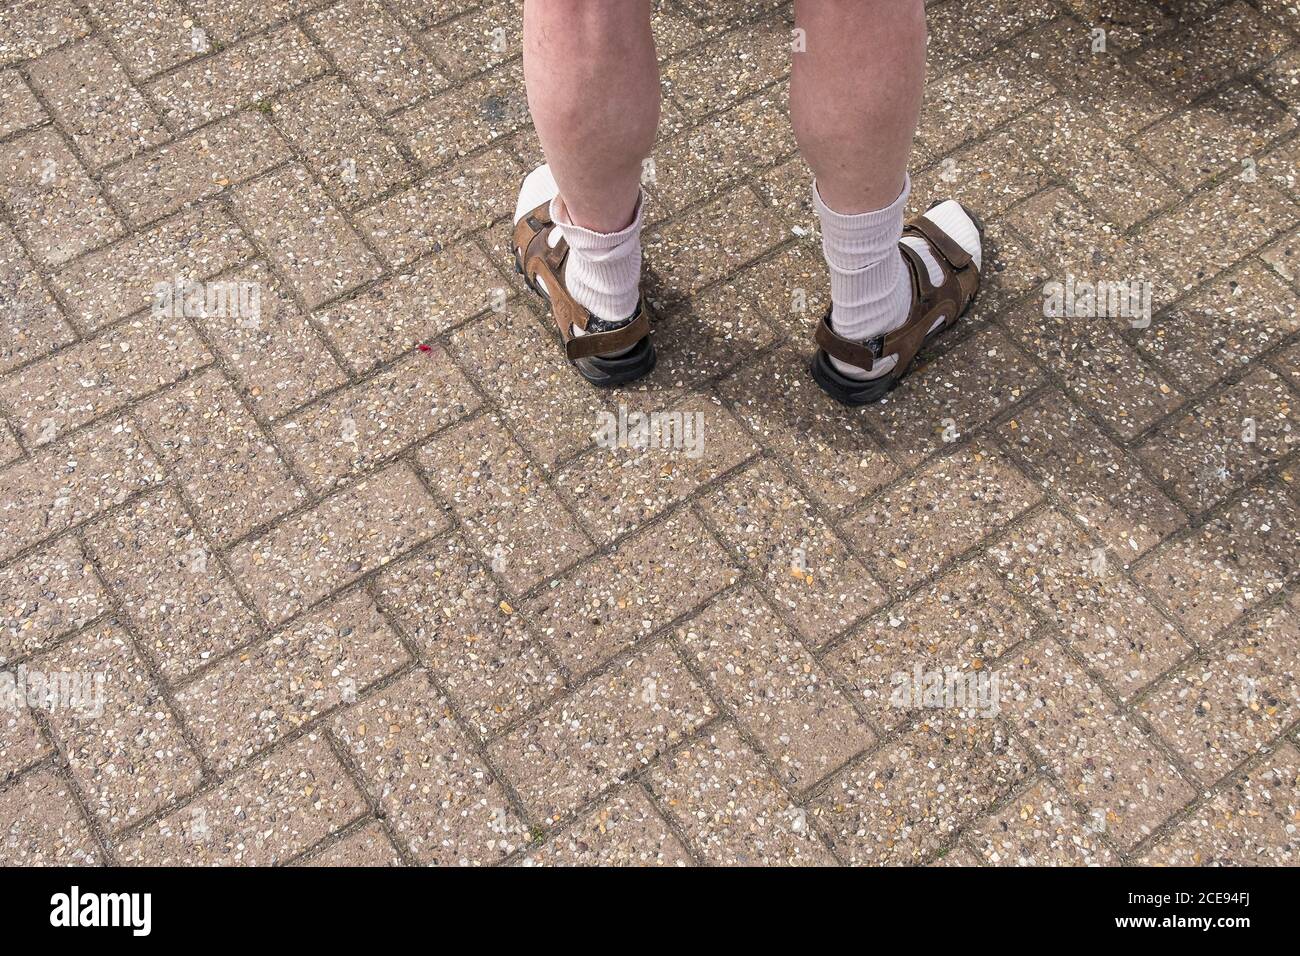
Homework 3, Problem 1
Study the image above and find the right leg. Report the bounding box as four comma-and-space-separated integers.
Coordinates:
791, 0, 983, 402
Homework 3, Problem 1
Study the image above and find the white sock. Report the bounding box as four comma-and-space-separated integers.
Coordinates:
514, 164, 642, 326
814, 177, 914, 380
815, 180, 983, 380
550, 195, 643, 326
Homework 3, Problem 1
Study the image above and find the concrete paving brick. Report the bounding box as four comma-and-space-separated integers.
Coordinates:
175, 589, 407, 773
0, 536, 107, 664
187, 0, 322, 44
86, 0, 202, 79
332, 670, 527, 864
646, 90, 795, 218
523, 785, 692, 866
0, 308, 211, 447
674, 587, 875, 790
1260, 46, 1300, 111
699, 458, 885, 640
828, 562, 1037, 733
1008, 98, 1179, 231
0, 223, 74, 372
556, 399, 757, 547
1004, 299, 1184, 442
273, 76, 414, 209
118, 732, 364, 864
415, 412, 593, 595
489, 640, 712, 823
447, 305, 611, 468
0, 768, 99, 864
0, 67, 42, 138
306, 0, 445, 114
38, 619, 203, 831
718, 347, 900, 514
1, 0, 1297, 867
395, 59, 528, 165
373, 533, 562, 737
315, 242, 501, 374
422, 2, 523, 80
0, 1, 88, 66
102, 112, 291, 227
1139, 81, 1296, 191
647, 722, 836, 865
986, 509, 1191, 702
661, 18, 788, 119
136, 369, 304, 545
0, 417, 163, 562
997, 391, 1186, 557
524, 509, 735, 677
1136, 484, 1300, 639
1140, 593, 1300, 785
912, 48, 1056, 166
845, 442, 1043, 594
25, 37, 168, 169
227, 463, 449, 625
997, 639, 1194, 849
0, 698, 50, 779
926, 0, 1059, 75
908, 118, 1054, 224
298, 821, 403, 866
1138, 743, 1299, 865
1135, 177, 1297, 302
1136, 261, 1300, 393
231, 164, 381, 309
812, 720, 1032, 865
274, 347, 479, 493
51, 205, 253, 331
1132, 0, 1294, 104
191, 259, 348, 421
1019, 19, 1175, 134
644, 188, 788, 304
859, 325, 1046, 468
966, 777, 1119, 866
82, 488, 262, 681
1137, 367, 1299, 515
0, 128, 123, 265
355, 146, 521, 267
148, 25, 328, 132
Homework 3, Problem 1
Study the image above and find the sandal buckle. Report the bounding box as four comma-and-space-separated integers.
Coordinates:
865, 334, 886, 360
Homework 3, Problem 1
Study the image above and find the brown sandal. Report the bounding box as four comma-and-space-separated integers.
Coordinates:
811, 201, 983, 406
511, 197, 656, 387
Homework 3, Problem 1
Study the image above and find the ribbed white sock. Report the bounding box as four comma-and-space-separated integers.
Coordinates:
814, 178, 914, 380
550, 195, 643, 325
815, 179, 983, 380
514, 164, 642, 325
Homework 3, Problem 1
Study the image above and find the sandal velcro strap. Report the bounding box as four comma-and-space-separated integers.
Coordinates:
904, 216, 972, 271
813, 310, 883, 372
812, 243, 956, 375
564, 306, 651, 360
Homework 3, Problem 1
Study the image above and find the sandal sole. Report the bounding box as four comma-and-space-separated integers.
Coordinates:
513, 249, 657, 388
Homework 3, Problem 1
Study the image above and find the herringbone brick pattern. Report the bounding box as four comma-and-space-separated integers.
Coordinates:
1, 0, 1298, 866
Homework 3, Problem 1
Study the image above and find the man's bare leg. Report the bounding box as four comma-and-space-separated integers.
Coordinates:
792, 0, 981, 389
522, 0, 658, 233
791, 0, 924, 215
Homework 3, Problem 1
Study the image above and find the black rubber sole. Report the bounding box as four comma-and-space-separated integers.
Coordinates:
513, 249, 657, 388
810, 200, 985, 407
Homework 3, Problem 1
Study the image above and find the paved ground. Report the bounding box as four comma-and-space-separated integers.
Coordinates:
1, 0, 1298, 867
